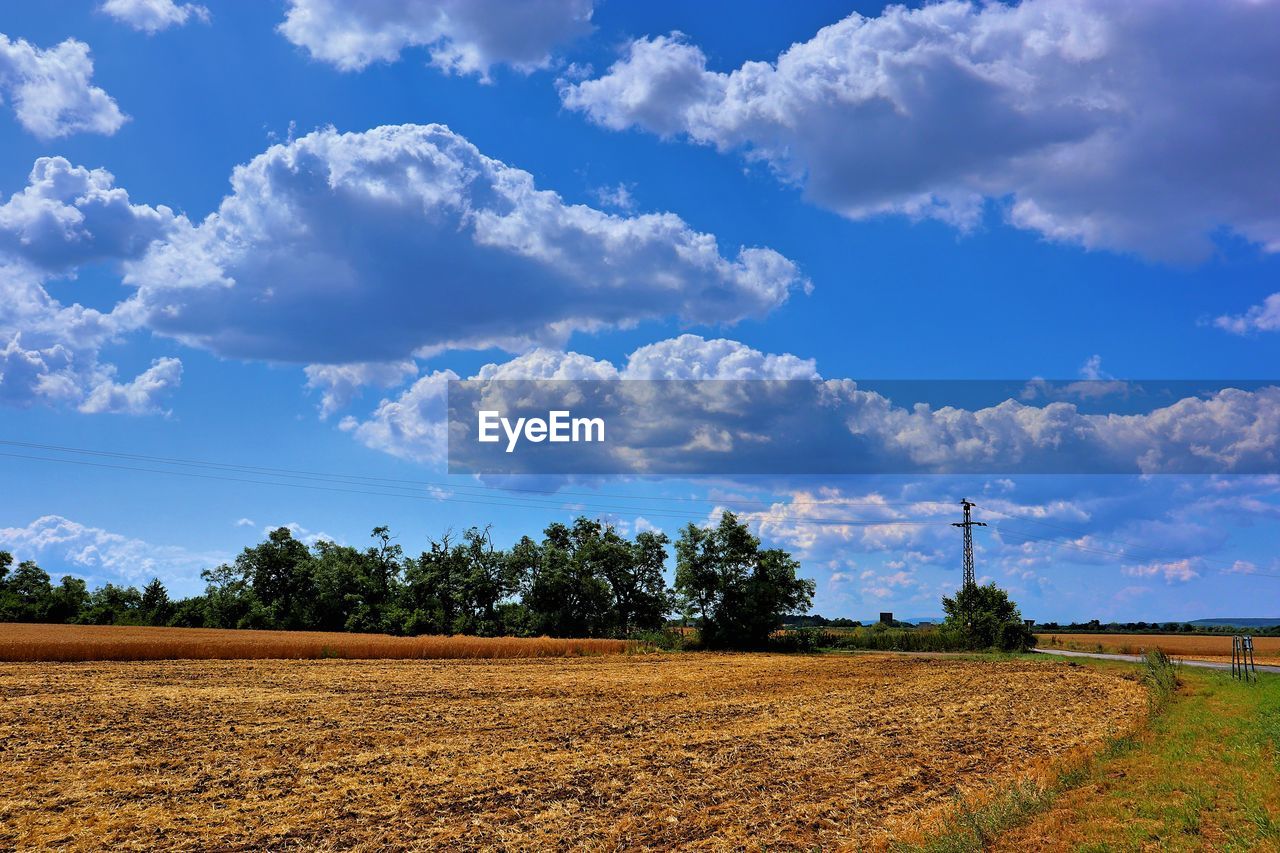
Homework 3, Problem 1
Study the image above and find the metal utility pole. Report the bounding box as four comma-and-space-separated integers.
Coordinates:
952, 499, 986, 591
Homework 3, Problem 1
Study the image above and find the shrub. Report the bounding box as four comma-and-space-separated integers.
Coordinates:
821, 626, 970, 653
767, 627, 823, 653
1141, 647, 1179, 703
632, 628, 689, 652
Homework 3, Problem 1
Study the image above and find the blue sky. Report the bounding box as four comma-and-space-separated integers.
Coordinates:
1, 0, 1278, 622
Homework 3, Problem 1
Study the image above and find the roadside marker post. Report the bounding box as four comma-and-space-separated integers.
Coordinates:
1231, 635, 1257, 683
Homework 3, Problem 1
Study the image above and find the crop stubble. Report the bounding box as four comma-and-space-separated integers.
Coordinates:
0, 654, 1147, 850
0, 623, 633, 662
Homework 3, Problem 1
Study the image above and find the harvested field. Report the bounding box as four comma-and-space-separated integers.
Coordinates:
0, 622, 633, 662
1037, 632, 1280, 667
0, 654, 1147, 850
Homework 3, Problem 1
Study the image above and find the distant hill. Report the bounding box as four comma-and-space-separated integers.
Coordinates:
1189, 618, 1280, 628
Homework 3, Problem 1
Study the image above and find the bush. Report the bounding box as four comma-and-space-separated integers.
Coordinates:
767, 627, 823, 653
1141, 647, 1179, 703
632, 628, 690, 652
822, 626, 970, 653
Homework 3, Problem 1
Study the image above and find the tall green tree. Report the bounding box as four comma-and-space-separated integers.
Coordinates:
201, 562, 267, 629
403, 533, 468, 635
309, 541, 376, 632
521, 520, 615, 637
343, 527, 406, 633
140, 578, 174, 626
46, 576, 89, 623
674, 512, 814, 649
0, 551, 18, 620
606, 528, 672, 634
2, 559, 54, 622
79, 583, 143, 625
941, 582, 1035, 651
236, 527, 315, 629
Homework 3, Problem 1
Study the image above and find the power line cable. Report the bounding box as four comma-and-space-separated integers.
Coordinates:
0, 450, 947, 529
5, 439, 1275, 581
0, 439, 937, 510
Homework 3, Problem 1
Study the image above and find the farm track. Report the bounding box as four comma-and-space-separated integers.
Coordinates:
1036, 647, 1280, 674
0, 653, 1147, 850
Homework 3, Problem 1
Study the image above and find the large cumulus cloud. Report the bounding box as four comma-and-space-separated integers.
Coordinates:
562, 0, 1280, 263
0, 262, 180, 414
339, 333, 1280, 476
342, 334, 814, 462
121, 124, 806, 363
0, 160, 183, 413
0, 157, 181, 272
0, 514, 223, 594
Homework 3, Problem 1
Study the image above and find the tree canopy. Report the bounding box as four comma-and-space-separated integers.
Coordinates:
674, 512, 815, 648
0, 518, 815, 648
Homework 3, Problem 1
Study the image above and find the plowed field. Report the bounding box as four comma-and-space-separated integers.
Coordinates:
0, 654, 1146, 850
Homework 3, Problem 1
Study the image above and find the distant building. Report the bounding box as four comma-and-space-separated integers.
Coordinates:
879, 612, 893, 625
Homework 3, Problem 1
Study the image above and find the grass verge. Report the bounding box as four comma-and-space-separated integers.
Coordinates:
895, 656, 1279, 852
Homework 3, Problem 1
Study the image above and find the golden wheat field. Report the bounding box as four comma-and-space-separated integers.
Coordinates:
0, 654, 1147, 850
0, 622, 633, 662
1036, 632, 1280, 666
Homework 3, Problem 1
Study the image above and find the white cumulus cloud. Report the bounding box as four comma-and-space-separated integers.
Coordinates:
0, 156, 181, 272
100, 0, 210, 34
121, 124, 805, 364
338, 331, 1280, 476
78, 356, 182, 415
562, 0, 1280, 263
0, 514, 223, 593
0, 263, 123, 409
0, 34, 126, 139
1215, 293, 1280, 335
341, 368, 458, 464
305, 360, 419, 419
279, 0, 593, 78
1122, 558, 1201, 584
342, 334, 808, 462
0, 158, 181, 414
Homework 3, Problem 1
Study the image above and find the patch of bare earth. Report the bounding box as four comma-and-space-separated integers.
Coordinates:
0, 654, 1146, 850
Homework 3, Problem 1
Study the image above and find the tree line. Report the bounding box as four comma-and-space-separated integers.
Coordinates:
0, 512, 815, 649
1034, 619, 1280, 637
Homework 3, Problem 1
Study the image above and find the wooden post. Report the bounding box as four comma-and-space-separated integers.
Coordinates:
1233, 634, 1258, 683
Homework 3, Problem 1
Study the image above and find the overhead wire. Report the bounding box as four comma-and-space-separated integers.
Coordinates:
0, 439, 937, 510
0, 449, 947, 529
3, 438, 1276, 580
